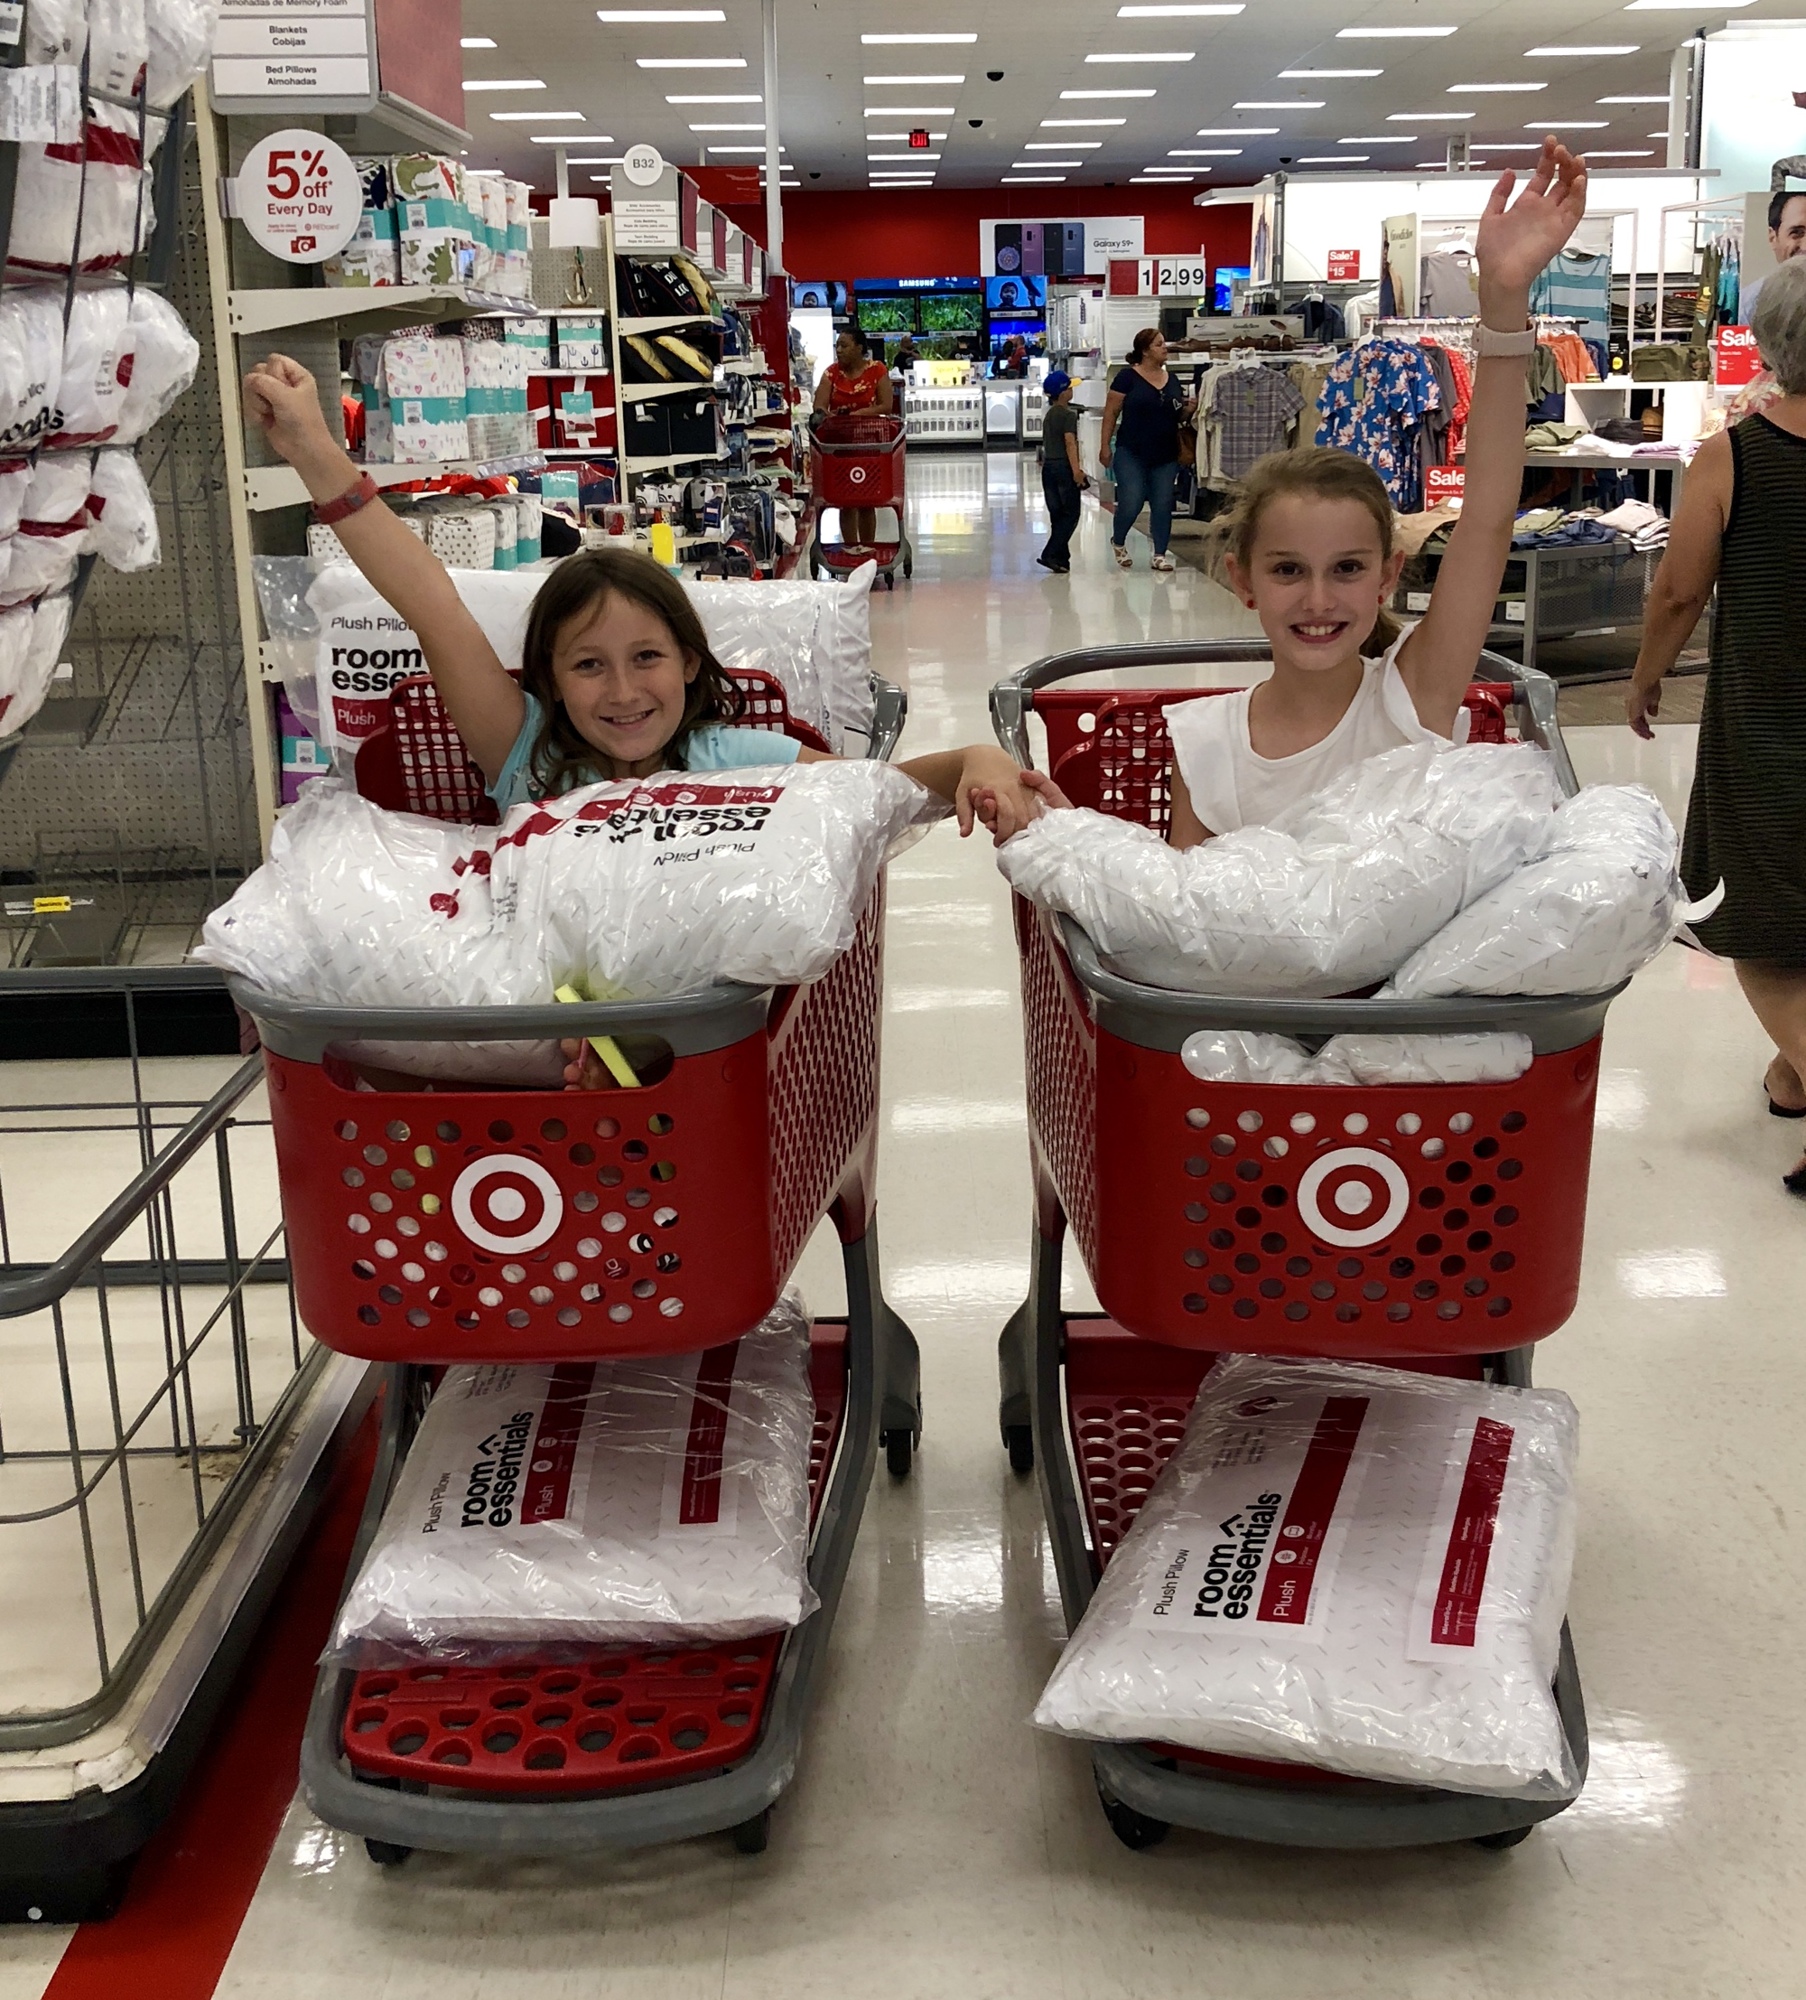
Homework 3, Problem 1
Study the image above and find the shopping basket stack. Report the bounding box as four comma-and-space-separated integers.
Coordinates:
232, 668, 920, 1862
807, 411, 912, 588
991, 640, 1612, 1852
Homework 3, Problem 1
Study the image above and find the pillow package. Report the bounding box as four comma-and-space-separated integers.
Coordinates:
1033, 1354, 1581, 1799
7, 99, 162, 278
329, 1289, 821, 1662
1178, 1028, 1534, 1088
85, 450, 160, 570
0, 592, 73, 736
998, 742, 1562, 998
0, 290, 65, 454
53, 287, 135, 446
0, 456, 91, 606
115, 291, 200, 442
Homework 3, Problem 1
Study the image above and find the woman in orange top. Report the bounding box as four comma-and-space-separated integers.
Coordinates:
813, 326, 895, 552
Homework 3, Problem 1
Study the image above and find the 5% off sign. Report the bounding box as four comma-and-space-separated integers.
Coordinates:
235, 128, 361, 264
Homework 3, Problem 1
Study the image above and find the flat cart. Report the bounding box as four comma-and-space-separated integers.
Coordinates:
234, 668, 921, 1862
807, 411, 912, 588
991, 640, 1614, 1852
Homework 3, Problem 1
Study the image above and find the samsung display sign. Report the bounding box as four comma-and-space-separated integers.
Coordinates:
979, 216, 1145, 279
854, 276, 983, 293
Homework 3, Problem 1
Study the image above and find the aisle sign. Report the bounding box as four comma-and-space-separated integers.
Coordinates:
613, 146, 682, 252
1713, 324, 1762, 388
1327, 248, 1361, 282
212, 0, 374, 105
235, 129, 361, 263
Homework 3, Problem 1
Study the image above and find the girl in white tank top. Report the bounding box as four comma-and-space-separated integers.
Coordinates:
1008, 141, 1591, 847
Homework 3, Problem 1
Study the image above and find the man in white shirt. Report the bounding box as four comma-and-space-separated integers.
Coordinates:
1740, 189, 1806, 322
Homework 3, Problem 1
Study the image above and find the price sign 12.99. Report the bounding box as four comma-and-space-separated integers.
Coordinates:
236, 129, 361, 264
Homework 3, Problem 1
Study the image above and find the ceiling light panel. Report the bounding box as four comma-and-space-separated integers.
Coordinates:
689, 122, 764, 131
1448, 83, 1547, 92
1025, 139, 1101, 148
1197, 125, 1275, 134
864, 73, 964, 83
1280, 69, 1381, 78
1525, 45, 1640, 55
863, 106, 955, 115
1527, 119, 1606, 127
1085, 51, 1195, 62
1236, 100, 1322, 109
461, 37, 495, 47
1002, 175, 1066, 182
711, 144, 784, 152
1624, 1, 1754, 9
1395, 111, 1474, 120
1341, 135, 1417, 144
635, 57, 747, 68
1040, 117, 1126, 126
1338, 25, 1458, 37
462, 80, 546, 92
664, 93, 759, 102
1061, 88, 1157, 97
1118, 5, 1244, 14
1017, 159, 1083, 167
868, 151, 940, 160
1168, 147, 1241, 154
491, 110, 582, 120
1597, 94, 1669, 103
531, 133, 610, 142
861, 31, 976, 40
1300, 155, 1364, 163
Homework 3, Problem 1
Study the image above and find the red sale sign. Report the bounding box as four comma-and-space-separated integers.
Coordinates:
1714, 324, 1762, 388
1327, 249, 1361, 282
1425, 466, 1466, 506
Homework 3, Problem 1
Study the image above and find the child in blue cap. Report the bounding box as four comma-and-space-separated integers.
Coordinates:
1037, 371, 1089, 575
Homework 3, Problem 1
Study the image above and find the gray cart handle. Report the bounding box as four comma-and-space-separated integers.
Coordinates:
990, 641, 1579, 800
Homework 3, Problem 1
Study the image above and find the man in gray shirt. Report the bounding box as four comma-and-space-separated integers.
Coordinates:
1037, 371, 1089, 574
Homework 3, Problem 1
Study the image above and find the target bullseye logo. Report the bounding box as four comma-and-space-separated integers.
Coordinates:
847, 464, 869, 486
1296, 1147, 1409, 1249
451, 1154, 564, 1255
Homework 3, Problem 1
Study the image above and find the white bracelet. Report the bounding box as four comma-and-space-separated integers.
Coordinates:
1474, 321, 1538, 359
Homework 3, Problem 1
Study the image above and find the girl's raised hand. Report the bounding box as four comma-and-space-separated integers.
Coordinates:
1474, 137, 1589, 294
243, 353, 340, 471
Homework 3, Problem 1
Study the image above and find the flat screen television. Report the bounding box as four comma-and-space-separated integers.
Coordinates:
855, 295, 915, 333
1213, 266, 1251, 313
918, 292, 981, 333
791, 279, 848, 312
985, 274, 1047, 313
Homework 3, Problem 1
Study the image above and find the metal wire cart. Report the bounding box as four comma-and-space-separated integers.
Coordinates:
991, 640, 1615, 1853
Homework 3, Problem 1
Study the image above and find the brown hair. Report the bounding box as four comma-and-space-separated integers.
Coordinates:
1128, 326, 1162, 364
519, 547, 743, 796
1220, 446, 1403, 657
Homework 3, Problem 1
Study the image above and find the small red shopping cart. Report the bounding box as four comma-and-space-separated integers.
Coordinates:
234, 665, 921, 1862
807, 411, 912, 588
991, 640, 1611, 1854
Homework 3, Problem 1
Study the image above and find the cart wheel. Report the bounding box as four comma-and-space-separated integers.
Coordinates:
1004, 1423, 1034, 1475
808, 547, 821, 579
1096, 1777, 1169, 1851
902, 551, 913, 579
732, 1809, 772, 1855
883, 1428, 914, 1478
1474, 1824, 1536, 1852
364, 1837, 412, 1867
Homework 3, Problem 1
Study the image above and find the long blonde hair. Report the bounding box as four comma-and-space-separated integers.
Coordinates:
1219, 447, 1402, 657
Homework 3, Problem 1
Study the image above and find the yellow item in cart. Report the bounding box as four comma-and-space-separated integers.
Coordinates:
553, 983, 642, 1087
624, 335, 674, 380
655, 334, 715, 382
671, 251, 717, 319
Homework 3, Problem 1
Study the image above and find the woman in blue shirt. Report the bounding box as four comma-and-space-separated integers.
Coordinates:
1098, 328, 1194, 573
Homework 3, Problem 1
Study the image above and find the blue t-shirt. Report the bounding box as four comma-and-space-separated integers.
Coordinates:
486, 691, 801, 812
1111, 366, 1186, 469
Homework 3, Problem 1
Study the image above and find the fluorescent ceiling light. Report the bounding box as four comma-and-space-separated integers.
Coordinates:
463, 79, 545, 92
1025, 139, 1101, 148
1341, 135, 1416, 144
1526, 119, 1606, 127
864, 73, 964, 83
868, 151, 940, 161
1394, 111, 1473, 121
1280, 69, 1381, 79
1526, 44, 1639, 55
1597, 94, 1669, 103
1473, 142, 1541, 151
567, 156, 616, 164
689, 122, 764, 131
864, 105, 955, 115
1130, 175, 1191, 182
491, 109, 580, 120
635, 56, 746, 68
1197, 125, 1275, 134
1141, 166, 1201, 173
1085, 51, 1196, 63
531, 132, 611, 144
1118, 5, 1244, 14
665, 93, 759, 102
1338, 25, 1458, 37
1061, 88, 1157, 98
1002, 177, 1066, 185
709, 144, 783, 153
1624, 1, 1753, 9
461, 37, 496, 47
1041, 117, 1126, 126
1300, 155, 1364, 163
1168, 147, 1241, 155
1236, 100, 1321, 110
597, 8, 727, 18
861, 31, 976, 40
1583, 148, 1655, 156
1017, 159, 1083, 167
1448, 83, 1547, 93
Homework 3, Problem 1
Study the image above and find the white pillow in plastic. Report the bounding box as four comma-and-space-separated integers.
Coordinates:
1386, 786, 1686, 1000
87, 450, 160, 570
0, 591, 72, 735
1033, 1354, 1581, 1798
998, 742, 1562, 998
1179, 1028, 1533, 1088
0, 289, 65, 453
55, 287, 135, 446
84, 0, 150, 101
25, 0, 87, 63
0, 456, 91, 605
115, 290, 199, 442
329, 1290, 821, 1660
145, 0, 222, 108
7, 101, 161, 276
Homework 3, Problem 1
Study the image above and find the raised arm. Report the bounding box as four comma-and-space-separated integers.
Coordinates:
1626, 428, 1732, 737
243, 354, 525, 784
1396, 139, 1589, 738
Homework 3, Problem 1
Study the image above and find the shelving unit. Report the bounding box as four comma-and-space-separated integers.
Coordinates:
244, 452, 548, 513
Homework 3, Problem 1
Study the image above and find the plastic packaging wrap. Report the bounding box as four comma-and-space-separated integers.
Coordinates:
84, 0, 149, 100
329, 1291, 821, 1663
53, 286, 135, 446
1386, 786, 1699, 999
0, 589, 72, 734
1179, 1029, 1534, 1088
1033, 1354, 1581, 1798
195, 761, 942, 1082
25, 0, 88, 64
999, 743, 1561, 998
115, 290, 199, 442
0, 455, 91, 605
0, 289, 65, 453
86, 449, 160, 570
7, 100, 161, 277
145, 0, 223, 108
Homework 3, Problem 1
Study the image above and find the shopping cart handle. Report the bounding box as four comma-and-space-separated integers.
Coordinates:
1057, 917, 1625, 1057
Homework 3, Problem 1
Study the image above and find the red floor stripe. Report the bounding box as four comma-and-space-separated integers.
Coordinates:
43, 1410, 376, 2000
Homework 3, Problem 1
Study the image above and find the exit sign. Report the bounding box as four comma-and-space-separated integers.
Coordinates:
909, 127, 930, 150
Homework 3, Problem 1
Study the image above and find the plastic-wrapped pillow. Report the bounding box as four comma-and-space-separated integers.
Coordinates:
0, 591, 72, 735
1178, 1028, 1533, 1087
0, 459, 31, 591
328, 1290, 821, 1663
145, 0, 222, 108
25, 0, 88, 63
87, 451, 160, 570
85, 0, 150, 100
0, 456, 91, 605
0, 290, 65, 453
8, 101, 161, 277
1033, 1354, 1581, 1798
998, 742, 1562, 998
1386, 786, 1693, 999
116, 290, 199, 442
55, 288, 136, 446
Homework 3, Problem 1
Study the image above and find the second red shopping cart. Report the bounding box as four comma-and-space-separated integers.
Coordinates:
807, 411, 912, 588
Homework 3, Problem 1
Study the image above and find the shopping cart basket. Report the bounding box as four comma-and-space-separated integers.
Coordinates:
807, 411, 912, 588
234, 669, 922, 1861
991, 640, 1612, 1852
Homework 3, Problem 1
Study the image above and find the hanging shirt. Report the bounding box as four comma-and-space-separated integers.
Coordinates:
1208, 367, 1306, 479
1110, 365, 1187, 468
1529, 250, 1611, 342
1316, 341, 1442, 511
1419, 248, 1479, 319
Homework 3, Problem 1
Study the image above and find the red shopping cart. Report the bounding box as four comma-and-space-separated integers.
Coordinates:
807, 411, 912, 588
991, 640, 1611, 1853
233, 666, 921, 1862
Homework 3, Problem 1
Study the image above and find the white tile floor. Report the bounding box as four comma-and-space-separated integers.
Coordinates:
5, 453, 1804, 1996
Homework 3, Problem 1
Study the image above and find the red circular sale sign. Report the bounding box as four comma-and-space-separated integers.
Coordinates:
235, 129, 361, 264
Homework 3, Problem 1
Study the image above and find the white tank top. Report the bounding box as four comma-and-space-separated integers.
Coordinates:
1163, 627, 1466, 835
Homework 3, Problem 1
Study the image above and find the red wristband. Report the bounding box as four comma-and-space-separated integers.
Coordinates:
313, 471, 380, 525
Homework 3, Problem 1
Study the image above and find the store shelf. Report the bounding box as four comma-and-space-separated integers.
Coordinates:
526, 368, 612, 379
228, 285, 539, 339
542, 446, 618, 458
721, 356, 770, 376
243, 452, 547, 513
619, 378, 717, 403
619, 313, 727, 336
624, 450, 723, 473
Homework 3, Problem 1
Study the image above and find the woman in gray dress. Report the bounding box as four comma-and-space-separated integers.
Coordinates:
1626, 257, 1806, 1192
